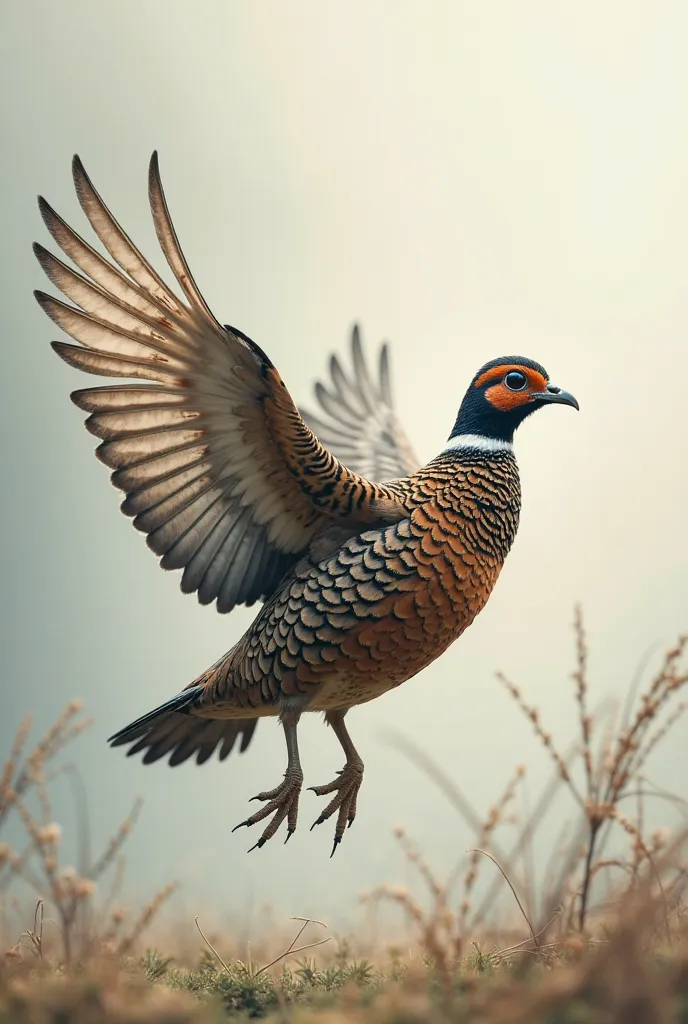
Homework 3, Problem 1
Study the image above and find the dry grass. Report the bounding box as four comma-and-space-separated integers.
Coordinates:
0, 703, 177, 967
1, 608, 688, 1021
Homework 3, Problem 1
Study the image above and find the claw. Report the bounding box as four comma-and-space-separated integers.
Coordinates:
232, 773, 303, 849
307, 761, 364, 851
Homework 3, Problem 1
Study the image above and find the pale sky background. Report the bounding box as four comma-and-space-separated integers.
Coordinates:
1, 1, 687, 936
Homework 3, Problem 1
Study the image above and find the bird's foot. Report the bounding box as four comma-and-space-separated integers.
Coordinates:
232, 769, 303, 851
308, 758, 364, 856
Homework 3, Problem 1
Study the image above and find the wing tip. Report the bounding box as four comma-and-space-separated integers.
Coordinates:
32, 243, 52, 274
71, 153, 85, 181
147, 150, 162, 202
36, 194, 51, 220
34, 288, 52, 311
37, 196, 69, 239
50, 339, 85, 368
71, 154, 95, 209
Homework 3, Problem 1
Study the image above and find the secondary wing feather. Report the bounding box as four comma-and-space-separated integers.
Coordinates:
300, 325, 421, 482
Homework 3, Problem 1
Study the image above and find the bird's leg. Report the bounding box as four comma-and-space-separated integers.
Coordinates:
232, 711, 303, 851
309, 709, 364, 855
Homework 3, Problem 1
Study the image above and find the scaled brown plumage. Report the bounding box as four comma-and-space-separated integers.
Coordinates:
35, 153, 578, 854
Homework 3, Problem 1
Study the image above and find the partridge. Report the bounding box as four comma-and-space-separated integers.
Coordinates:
34, 153, 578, 854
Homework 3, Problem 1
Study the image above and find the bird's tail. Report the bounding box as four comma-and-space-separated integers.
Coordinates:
108, 685, 258, 767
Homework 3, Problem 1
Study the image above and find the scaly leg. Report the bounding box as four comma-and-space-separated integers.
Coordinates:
309, 709, 364, 856
232, 711, 303, 850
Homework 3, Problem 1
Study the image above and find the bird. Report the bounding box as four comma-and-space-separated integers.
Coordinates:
34, 152, 578, 855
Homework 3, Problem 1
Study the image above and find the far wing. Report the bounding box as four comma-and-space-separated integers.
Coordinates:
35, 154, 405, 613
300, 325, 421, 481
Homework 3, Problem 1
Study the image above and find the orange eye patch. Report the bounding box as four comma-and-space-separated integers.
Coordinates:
474, 364, 549, 412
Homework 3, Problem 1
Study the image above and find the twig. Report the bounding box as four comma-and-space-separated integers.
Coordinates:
195, 916, 231, 974
467, 848, 538, 948
194, 914, 331, 979
488, 908, 561, 960
471, 741, 581, 930
18, 899, 45, 961
618, 642, 664, 740
256, 917, 330, 976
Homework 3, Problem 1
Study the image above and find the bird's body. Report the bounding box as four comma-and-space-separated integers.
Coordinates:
35, 153, 577, 852
194, 449, 520, 716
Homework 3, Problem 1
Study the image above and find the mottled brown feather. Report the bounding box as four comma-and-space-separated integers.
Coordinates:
191, 451, 520, 715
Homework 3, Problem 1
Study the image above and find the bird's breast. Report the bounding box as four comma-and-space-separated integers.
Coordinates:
219, 466, 520, 712
304, 495, 510, 708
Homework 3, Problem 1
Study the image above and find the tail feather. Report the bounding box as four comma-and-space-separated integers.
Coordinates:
108, 686, 258, 767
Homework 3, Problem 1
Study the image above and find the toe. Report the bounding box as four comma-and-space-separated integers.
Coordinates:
234, 776, 302, 849
307, 780, 339, 797
309, 765, 363, 852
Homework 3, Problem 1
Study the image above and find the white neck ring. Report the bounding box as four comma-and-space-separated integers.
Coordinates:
441, 434, 514, 455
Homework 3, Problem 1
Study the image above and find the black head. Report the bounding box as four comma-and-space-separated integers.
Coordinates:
449, 356, 579, 444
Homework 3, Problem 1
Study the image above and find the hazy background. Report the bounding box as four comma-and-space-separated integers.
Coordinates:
1, 1, 687, 931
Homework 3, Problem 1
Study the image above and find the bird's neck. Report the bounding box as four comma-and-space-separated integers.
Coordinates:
440, 434, 514, 458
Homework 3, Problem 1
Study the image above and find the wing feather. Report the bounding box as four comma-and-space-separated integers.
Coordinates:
37, 154, 405, 612
301, 325, 421, 481
38, 196, 168, 321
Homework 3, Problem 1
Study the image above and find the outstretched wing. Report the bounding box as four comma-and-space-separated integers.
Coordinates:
35, 153, 405, 614
300, 325, 421, 482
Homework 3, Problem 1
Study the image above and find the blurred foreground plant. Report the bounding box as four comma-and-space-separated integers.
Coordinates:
498, 608, 687, 932
0, 703, 176, 966
380, 609, 688, 972
0, 612, 688, 1020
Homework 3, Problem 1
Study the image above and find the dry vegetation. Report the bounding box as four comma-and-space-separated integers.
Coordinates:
1, 607, 688, 1022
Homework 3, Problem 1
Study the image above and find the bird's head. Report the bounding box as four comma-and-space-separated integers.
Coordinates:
448, 356, 578, 447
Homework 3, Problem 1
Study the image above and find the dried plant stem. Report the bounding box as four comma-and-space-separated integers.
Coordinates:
89, 799, 143, 880
195, 915, 330, 978
116, 882, 178, 957
489, 908, 561, 961
467, 849, 538, 948
455, 764, 525, 932
572, 606, 594, 800
194, 916, 231, 973
496, 673, 585, 808
255, 917, 330, 976
578, 820, 603, 931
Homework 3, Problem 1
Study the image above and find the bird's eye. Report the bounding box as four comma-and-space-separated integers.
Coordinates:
504, 371, 528, 391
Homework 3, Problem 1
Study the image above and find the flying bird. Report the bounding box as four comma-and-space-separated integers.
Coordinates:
34, 154, 578, 854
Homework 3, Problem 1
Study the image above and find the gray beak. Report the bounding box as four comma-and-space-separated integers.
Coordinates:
531, 384, 579, 410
